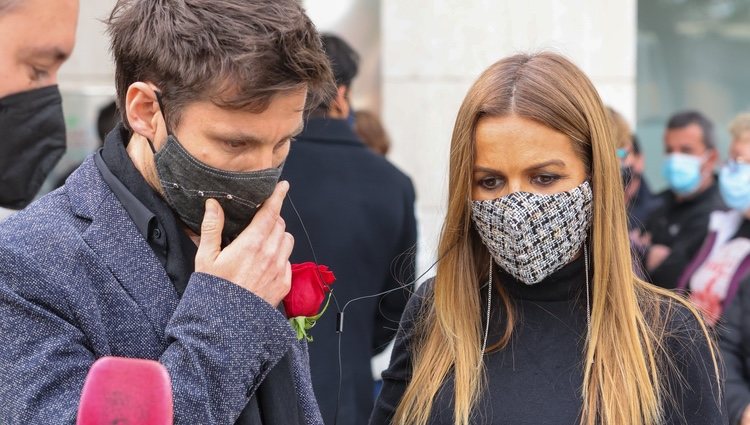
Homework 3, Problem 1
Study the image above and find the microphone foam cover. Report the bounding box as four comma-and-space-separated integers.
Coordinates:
77, 356, 173, 425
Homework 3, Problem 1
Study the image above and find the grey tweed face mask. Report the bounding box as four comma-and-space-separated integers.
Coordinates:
471, 181, 593, 285
151, 92, 282, 243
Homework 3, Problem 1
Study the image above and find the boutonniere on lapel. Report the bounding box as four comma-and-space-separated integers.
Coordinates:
283, 262, 336, 342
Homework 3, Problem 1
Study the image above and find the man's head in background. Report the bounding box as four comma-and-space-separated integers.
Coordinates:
662, 110, 718, 198
0, 0, 79, 210
0, 0, 78, 97
313, 34, 359, 119
354, 110, 390, 156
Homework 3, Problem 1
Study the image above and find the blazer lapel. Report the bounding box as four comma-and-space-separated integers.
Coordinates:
70, 158, 179, 343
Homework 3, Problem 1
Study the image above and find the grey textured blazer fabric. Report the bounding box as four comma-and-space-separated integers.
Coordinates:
0, 157, 322, 424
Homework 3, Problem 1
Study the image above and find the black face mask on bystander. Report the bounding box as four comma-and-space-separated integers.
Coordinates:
0, 85, 67, 209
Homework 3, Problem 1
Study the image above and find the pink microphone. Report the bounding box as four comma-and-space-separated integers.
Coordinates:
77, 356, 173, 425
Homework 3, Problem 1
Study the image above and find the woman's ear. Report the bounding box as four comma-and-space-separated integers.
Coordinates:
125, 82, 163, 143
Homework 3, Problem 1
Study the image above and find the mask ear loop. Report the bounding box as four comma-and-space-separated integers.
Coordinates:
145, 90, 171, 155
287, 193, 451, 425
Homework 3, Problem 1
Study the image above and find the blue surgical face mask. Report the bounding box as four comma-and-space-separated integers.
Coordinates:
719, 160, 750, 212
663, 153, 703, 196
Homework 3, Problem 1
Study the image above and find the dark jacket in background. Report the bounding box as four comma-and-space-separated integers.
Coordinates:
644, 181, 726, 289
719, 275, 750, 425
281, 117, 417, 425
627, 177, 663, 233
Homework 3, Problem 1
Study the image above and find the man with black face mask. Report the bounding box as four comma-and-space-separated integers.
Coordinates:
0, 0, 78, 216
0, 1, 335, 424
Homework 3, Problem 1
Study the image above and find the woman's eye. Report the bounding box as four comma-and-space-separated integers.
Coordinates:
480, 177, 503, 190
532, 174, 559, 186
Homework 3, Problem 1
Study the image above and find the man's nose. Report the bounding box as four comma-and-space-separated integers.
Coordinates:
254, 149, 276, 170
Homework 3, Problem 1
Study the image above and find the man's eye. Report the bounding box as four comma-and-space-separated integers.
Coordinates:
532, 174, 559, 186
274, 138, 294, 151
225, 140, 246, 149
30, 67, 49, 82
480, 177, 503, 190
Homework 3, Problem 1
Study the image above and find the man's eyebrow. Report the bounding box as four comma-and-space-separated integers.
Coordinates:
22, 46, 70, 63
210, 122, 305, 145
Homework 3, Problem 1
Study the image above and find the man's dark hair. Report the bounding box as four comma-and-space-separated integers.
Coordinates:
631, 135, 641, 155
321, 34, 359, 88
666, 110, 716, 150
107, 0, 335, 130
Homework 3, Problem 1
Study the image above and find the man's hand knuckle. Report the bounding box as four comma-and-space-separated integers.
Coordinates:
201, 219, 217, 233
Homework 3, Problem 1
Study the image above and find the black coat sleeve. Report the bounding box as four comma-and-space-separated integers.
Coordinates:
372, 179, 418, 354
663, 302, 727, 425
369, 279, 432, 425
649, 217, 711, 290
719, 278, 750, 425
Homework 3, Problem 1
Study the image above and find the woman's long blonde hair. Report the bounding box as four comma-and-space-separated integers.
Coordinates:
393, 52, 720, 425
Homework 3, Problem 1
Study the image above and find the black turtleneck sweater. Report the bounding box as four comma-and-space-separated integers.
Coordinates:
369, 256, 726, 424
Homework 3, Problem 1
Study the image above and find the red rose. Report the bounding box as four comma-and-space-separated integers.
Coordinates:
283, 263, 336, 341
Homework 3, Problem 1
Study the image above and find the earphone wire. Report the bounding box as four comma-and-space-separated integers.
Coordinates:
286, 194, 448, 425
482, 259, 492, 356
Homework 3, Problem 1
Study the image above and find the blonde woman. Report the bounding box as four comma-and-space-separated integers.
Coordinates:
369, 53, 724, 425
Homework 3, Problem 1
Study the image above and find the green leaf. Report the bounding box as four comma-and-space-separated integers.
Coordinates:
287, 293, 333, 342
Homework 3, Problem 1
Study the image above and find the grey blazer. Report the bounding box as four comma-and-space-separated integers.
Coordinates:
0, 157, 322, 424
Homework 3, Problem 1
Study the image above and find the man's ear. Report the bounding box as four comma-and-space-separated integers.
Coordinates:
704, 148, 719, 173
329, 85, 350, 119
125, 82, 164, 144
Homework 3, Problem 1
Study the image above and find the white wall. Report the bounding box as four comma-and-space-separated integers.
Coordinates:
59, 0, 116, 90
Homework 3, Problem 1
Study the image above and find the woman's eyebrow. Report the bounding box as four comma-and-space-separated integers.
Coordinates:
526, 159, 566, 170
473, 159, 566, 174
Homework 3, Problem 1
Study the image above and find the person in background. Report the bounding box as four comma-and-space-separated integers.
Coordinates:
679, 112, 750, 327
281, 34, 417, 425
606, 107, 664, 233
370, 52, 723, 425
53, 100, 120, 189
718, 113, 750, 425
636, 110, 725, 289
0, 0, 78, 219
0, 0, 335, 423
354, 110, 391, 156
624, 135, 664, 233
96, 100, 120, 143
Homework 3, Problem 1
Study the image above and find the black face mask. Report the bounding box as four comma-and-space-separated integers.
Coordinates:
621, 165, 634, 188
0, 85, 67, 209
151, 93, 282, 243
